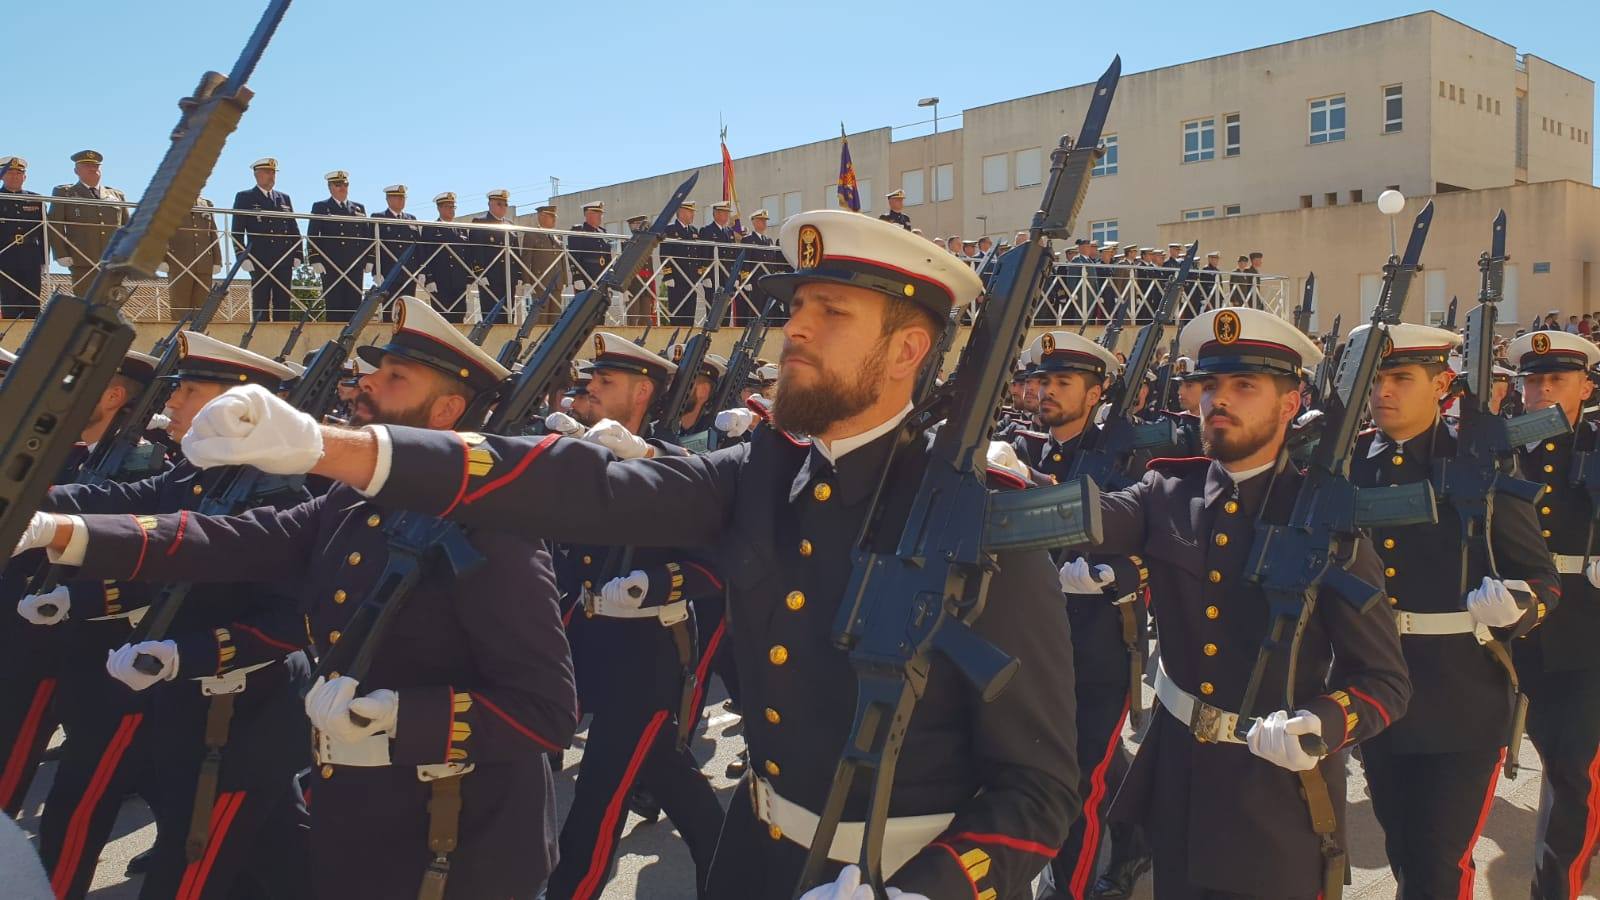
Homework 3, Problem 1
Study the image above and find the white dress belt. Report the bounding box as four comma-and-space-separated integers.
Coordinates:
749, 776, 954, 878
1153, 659, 1246, 745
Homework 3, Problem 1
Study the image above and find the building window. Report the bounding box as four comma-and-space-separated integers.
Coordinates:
760, 194, 781, 220
1448, 84, 1456, 101
934, 164, 954, 202
1224, 204, 1242, 217
1182, 207, 1216, 221
1015, 147, 1042, 188
857, 180, 872, 212
1224, 113, 1241, 157
1383, 85, 1403, 133
1324, 192, 1338, 206
982, 154, 1008, 194
1183, 118, 1216, 163
1350, 189, 1364, 203
901, 170, 924, 206
1300, 195, 1313, 209
1439, 80, 1447, 98
1309, 95, 1346, 144
1090, 219, 1118, 245
782, 192, 803, 220
1092, 135, 1118, 176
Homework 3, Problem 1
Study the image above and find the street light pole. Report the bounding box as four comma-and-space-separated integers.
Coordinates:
918, 97, 940, 237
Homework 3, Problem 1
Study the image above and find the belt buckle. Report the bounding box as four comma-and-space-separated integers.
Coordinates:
1191, 703, 1222, 743
1393, 610, 1412, 634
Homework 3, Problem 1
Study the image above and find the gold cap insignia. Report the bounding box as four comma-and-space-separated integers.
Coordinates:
1214, 310, 1241, 345
797, 224, 823, 269
594, 334, 606, 357
1533, 333, 1551, 354
1041, 333, 1056, 355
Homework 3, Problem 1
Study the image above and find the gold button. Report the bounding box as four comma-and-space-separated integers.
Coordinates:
1205, 605, 1220, 620
320, 765, 333, 779
1052, 453, 1063, 462
583, 580, 593, 589
1543, 529, 1553, 538
346, 552, 361, 565
768, 824, 784, 840
1383, 538, 1395, 549
1388, 596, 1399, 607
192, 483, 204, 495
1213, 533, 1229, 547
798, 539, 813, 557
764, 760, 781, 776
1200, 682, 1215, 696
769, 645, 789, 665
1545, 465, 1555, 474
1547, 442, 1557, 451
1546, 484, 1554, 494
785, 591, 805, 611
1203, 643, 1218, 656
366, 514, 381, 527
764, 707, 781, 725
329, 630, 341, 644
1208, 570, 1222, 583
1223, 500, 1239, 514
333, 589, 347, 604
813, 483, 832, 502
1384, 566, 1397, 578
1391, 454, 1404, 466
582, 555, 593, 565
1541, 506, 1552, 516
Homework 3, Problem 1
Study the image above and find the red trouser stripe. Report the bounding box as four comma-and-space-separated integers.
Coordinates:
1565, 744, 1600, 900
51, 712, 142, 898
573, 709, 669, 900
1069, 696, 1131, 900
0, 677, 55, 810
689, 619, 726, 723
1455, 747, 1505, 900
176, 790, 246, 900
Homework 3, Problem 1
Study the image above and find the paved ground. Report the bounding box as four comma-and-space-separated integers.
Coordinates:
9, 684, 1589, 899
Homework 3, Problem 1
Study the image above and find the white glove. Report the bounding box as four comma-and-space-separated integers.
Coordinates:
56, 256, 75, 268
363, 262, 374, 274
1246, 709, 1323, 772
212, 264, 223, 275
1058, 557, 1115, 594
1586, 560, 1600, 590
12, 511, 58, 557
597, 570, 649, 613
985, 440, 1030, 481
105, 641, 179, 692
181, 384, 323, 473
311, 263, 325, 275
796, 867, 927, 900
148, 412, 172, 432
1466, 576, 1529, 628
18, 586, 70, 625
304, 675, 399, 742
714, 408, 757, 438
516, 284, 534, 301
155, 262, 169, 275
238, 259, 253, 273
474, 276, 488, 286
582, 419, 652, 459
544, 411, 586, 437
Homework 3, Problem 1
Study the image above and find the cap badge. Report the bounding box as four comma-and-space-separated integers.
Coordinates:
1214, 310, 1241, 345
1532, 333, 1551, 355
672, 344, 684, 363
594, 334, 606, 358
797, 225, 823, 269
1041, 333, 1056, 355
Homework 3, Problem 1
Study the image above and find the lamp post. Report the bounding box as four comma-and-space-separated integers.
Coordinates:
1377, 189, 1406, 257
918, 96, 940, 236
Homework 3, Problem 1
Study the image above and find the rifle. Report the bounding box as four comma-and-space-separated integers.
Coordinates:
1293, 273, 1315, 334
493, 281, 558, 369
1444, 295, 1459, 331
656, 250, 746, 444
1153, 330, 1182, 414
0, 0, 291, 556
238, 308, 263, 349
0, 319, 19, 346
704, 296, 777, 450
466, 291, 510, 346
1098, 297, 1128, 352
794, 57, 1120, 898
1434, 212, 1567, 779
634, 322, 654, 348
657, 327, 681, 357
1310, 314, 1343, 403
914, 305, 965, 403
273, 301, 311, 362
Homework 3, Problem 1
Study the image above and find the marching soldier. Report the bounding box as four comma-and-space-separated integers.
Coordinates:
162, 198, 222, 316
567, 202, 611, 313
0, 157, 46, 318
1508, 329, 1600, 900
521, 203, 567, 325
173, 209, 1082, 900
230, 158, 302, 322
1061, 307, 1410, 899
661, 200, 701, 325
21, 298, 578, 899
422, 191, 471, 322
307, 170, 370, 320
469, 189, 520, 325
373, 184, 422, 305
49, 150, 127, 297
878, 188, 911, 229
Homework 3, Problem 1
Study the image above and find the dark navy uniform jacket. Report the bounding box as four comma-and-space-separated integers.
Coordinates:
359, 422, 1080, 900
1516, 421, 1600, 674
306, 198, 370, 272
62, 480, 577, 899
229, 187, 301, 265
878, 210, 911, 230
1090, 456, 1410, 896
566, 221, 611, 285
0, 188, 45, 263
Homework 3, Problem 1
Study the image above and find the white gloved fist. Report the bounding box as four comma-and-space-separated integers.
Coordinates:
304, 675, 399, 743
181, 384, 323, 473
985, 440, 1030, 482
714, 408, 757, 439
238, 259, 253, 273
1586, 559, 1600, 590
12, 511, 58, 557
148, 412, 173, 432
155, 262, 169, 276
474, 276, 488, 287
1246, 709, 1323, 772
796, 866, 927, 900
597, 569, 649, 613
18, 585, 70, 625
1467, 576, 1529, 628
105, 641, 179, 692
56, 256, 76, 268
1058, 557, 1115, 594
582, 419, 652, 459
544, 411, 586, 437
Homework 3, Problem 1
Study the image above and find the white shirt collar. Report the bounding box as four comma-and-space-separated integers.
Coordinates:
1225, 460, 1275, 484
813, 402, 915, 464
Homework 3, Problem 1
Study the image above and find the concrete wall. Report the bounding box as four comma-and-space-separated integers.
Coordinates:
1524, 55, 1596, 185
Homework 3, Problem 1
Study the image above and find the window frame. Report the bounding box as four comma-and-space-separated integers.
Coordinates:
1309, 94, 1347, 145
1089, 219, 1118, 245
1182, 117, 1217, 164
933, 164, 955, 202
1181, 207, 1217, 222
1383, 84, 1403, 134
1015, 147, 1043, 188
1092, 135, 1119, 177
900, 170, 925, 207
981, 153, 1008, 195
1224, 113, 1241, 157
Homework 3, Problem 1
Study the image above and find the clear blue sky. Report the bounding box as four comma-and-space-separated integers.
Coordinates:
9, 0, 1594, 213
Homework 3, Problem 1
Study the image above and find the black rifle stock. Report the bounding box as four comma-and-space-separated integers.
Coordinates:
656, 251, 746, 443
1293, 273, 1315, 334
465, 291, 509, 346
493, 282, 558, 369
273, 302, 311, 363
0, 0, 290, 556
793, 57, 1121, 899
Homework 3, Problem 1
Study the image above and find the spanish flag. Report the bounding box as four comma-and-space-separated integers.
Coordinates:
837, 124, 861, 212
721, 128, 743, 235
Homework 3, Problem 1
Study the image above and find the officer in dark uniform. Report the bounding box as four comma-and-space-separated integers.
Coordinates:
1011, 331, 1153, 900
1195, 250, 1223, 311
307, 170, 371, 320
49, 150, 128, 297
176, 209, 1082, 900
740, 208, 787, 322
1350, 323, 1557, 899
469, 189, 519, 325
618, 213, 658, 325
742, 208, 776, 249
230, 158, 302, 322
567, 201, 612, 302
373, 184, 422, 304
1066, 306, 1411, 899
521, 203, 567, 325
699, 201, 739, 325
661, 200, 701, 326
14, 333, 312, 900
1508, 329, 1600, 900
22, 297, 578, 900
878, 188, 911, 229
0, 157, 45, 318
422, 192, 472, 322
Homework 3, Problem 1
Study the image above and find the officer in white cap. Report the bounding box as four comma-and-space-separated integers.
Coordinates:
422, 193, 472, 321
568, 201, 612, 299
662, 200, 702, 325
372, 184, 421, 302
308, 170, 370, 318
468, 190, 520, 324
878, 188, 911, 229
230, 157, 302, 321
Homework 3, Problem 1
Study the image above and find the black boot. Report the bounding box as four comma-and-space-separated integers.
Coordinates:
1089, 824, 1151, 900
125, 845, 155, 876
628, 787, 662, 824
